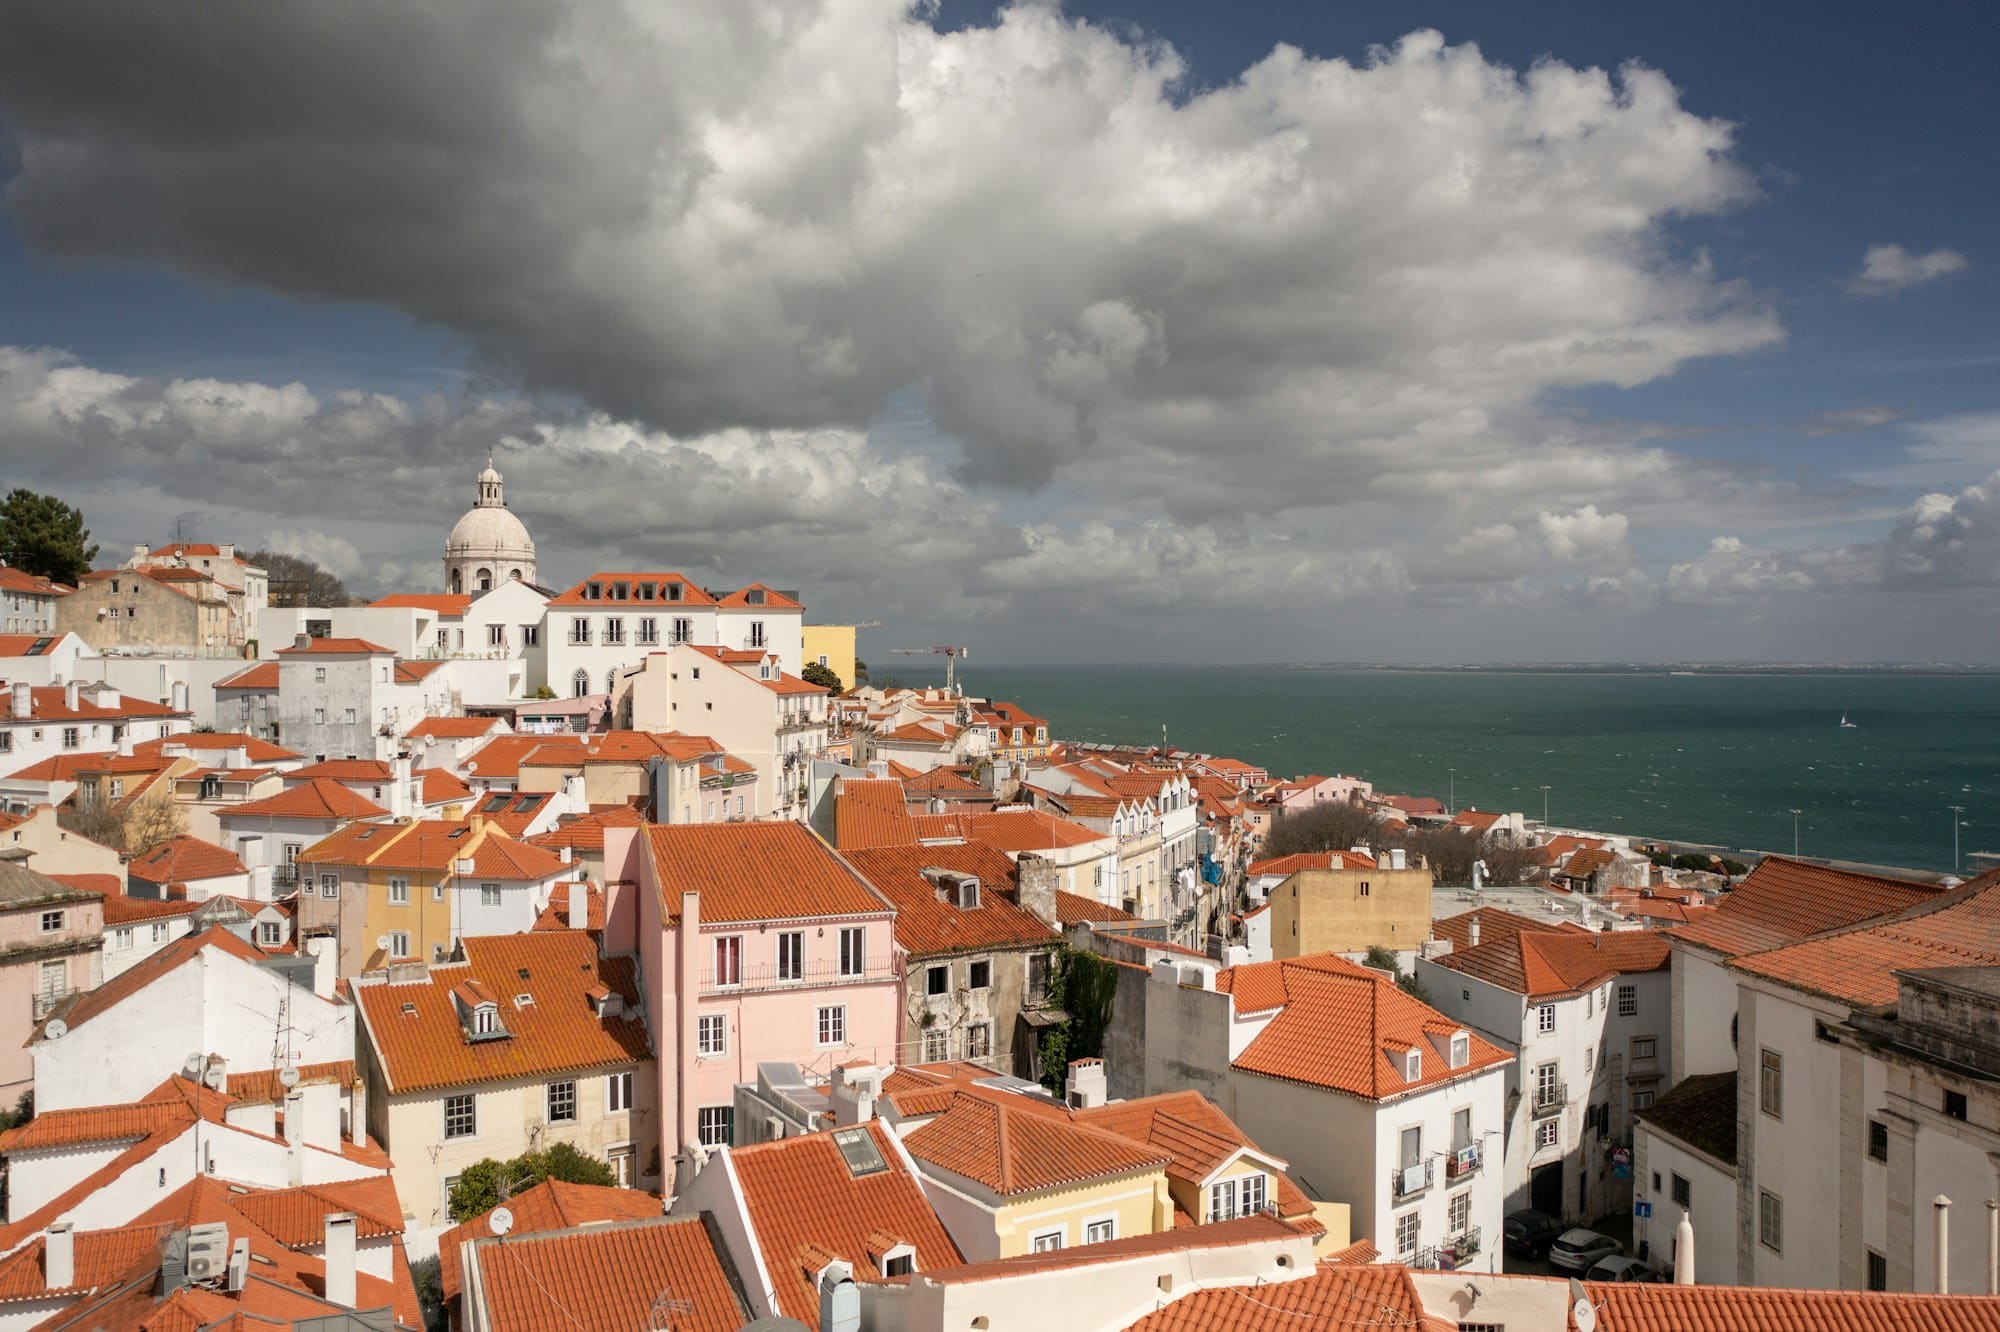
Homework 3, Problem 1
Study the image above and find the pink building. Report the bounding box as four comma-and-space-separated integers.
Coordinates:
639, 822, 899, 1181
0, 861, 104, 1102
1268, 772, 1374, 812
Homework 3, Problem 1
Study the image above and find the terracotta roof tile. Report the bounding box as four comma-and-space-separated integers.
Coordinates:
215, 660, 279, 690
1429, 928, 1670, 999
912, 809, 1105, 853
645, 822, 890, 925
835, 779, 918, 850
1588, 1281, 2000, 1331
463, 734, 586, 780
532, 881, 605, 932
355, 932, 650, 1094
1430, 906, 1579, 953
0, 1223, 165, 1304
224, 1059, 357, 1104
418, 767, 476, 807
727, 1122, 963, 1327
1672, 855, 1944, 958
135, 733, 301, 763
844, 841, 1058, 957
276, 636, 394, 655
438, 1178, 665, 1303
1247, 850, 1376, 877
462, 1215, 745, 1332
226, 1175, 407, 1245
228, 778, 391, 821
1055, 889, 1137, 925
1, 684, 184, 723
405, 715, 501, 739
527, 804, 644, 853
0, 567, 68, 596
715, 582, 802, 609
903, 1091, 1169, 1196
1217, 953, 1512, 1100
546, 572, 716, 607
1127, 1254, 1426, 1331
370, 593, 473, 614
126, 834, 248, 884
921, 1213, 1299, 1287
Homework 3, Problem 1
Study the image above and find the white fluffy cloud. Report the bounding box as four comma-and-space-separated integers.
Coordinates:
1849, 243, 1969, 295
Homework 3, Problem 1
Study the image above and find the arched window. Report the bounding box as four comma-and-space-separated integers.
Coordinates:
476, 569, 493, 592
572, 669, 590, 698
605, 670, 619, 695
449, 568, 463, 594
509, 568, 522, 581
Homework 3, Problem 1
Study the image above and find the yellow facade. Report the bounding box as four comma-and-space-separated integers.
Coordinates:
990, 1171, 1173, 1257
1164, 1155, 1291, 1231
801, 624, 858, 690
1270, 863, 1434, 958
360, 865, 455, 970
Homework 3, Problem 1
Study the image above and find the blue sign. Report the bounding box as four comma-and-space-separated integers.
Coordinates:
1635, 1200, 1653, 1218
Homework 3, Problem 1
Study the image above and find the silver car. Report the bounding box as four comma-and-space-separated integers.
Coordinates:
1549, 1228, 1621, 1273
1586, 1255, 1657, 1283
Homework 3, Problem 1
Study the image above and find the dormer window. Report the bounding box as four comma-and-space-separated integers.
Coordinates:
586, 582, 602, 600
1404, 1049, 1422, 1082
1450, 1032, 1470, 1069
746, 588, 766, 605
879, 1243, 916, 1278
473, 1004, 498, 1035
666, 582, 683, 602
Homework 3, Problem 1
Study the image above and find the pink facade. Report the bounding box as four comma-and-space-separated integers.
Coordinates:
637, 852, 899, 1181
1275, 773, 1375, 812
0, 875, 105, 1100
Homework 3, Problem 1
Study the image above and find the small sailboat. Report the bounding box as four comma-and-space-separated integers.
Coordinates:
1839, 707, 1858, 729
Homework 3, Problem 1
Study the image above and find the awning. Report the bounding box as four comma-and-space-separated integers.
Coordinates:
1019, 1007, 1071, 1029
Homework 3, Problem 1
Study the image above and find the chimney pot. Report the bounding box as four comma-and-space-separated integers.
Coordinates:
322, 1213, 357, 1308
63, 680, 79, 711
294, 633, 312, 652
1468, 916, 1481, 948
10, 682, 29, 720
568, 881, 588, 931
45, 1223, 73, 1291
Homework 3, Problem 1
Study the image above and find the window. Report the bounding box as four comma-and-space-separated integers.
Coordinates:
1584, 1047, 1593, 1075
714, 936, 742, 987
1868, 1119, 1889, 1162
444, 1094, 476, 1139
673, 617, 692, 643
638, 617, 658, 645
259, 921, 282, 946
1535, 1061, 1560, 1105
113, 927, 133, 948
883, 1252, 914, 1277
61, 726, 80, 749
1536, 1120, 1558, 1150
108, 778, 124, 800
607, 1071, 634, 1113
968, 959, 991, 990
697, 1106, 733, 1147
1946, 1089, 1969, 1122
1394, 1212, 1420, 1259
817, 1005, 846, 1046
480, 884, 502, 908
150, 922, 167, 943
1240, 1172, 1267, 1215
1867, 1249, 1888, 1291
521, 624, 540, 648
1632, 1090, 1654, 1110
1450, 1032, 1469, 1068
1618, 983, 1637, 1016
750, 621, 766, 648
1449, 1191, 1471, 1236
1028, 953, 1052, 1003
1404, 1049, 1422, 1081
697, 1014, 726, 1056
1759, 1190, 1782, 1253
472, 1004, 498, 1035
1207, 1178, 1239, 1222
967, 1023, 992, 1059
923, 1028, 949, 1062
319, 874, 339, 899
839, 927, 864, 977
1631, 1036, 1656, 1061
388, 877, 409, 905
39, 910, 63, 933
343, 708, 357, 724
926, 964, 949, 997
434, 881, 445, 901
312, 709, 325, 725
1085, 1218, 1115, 1245
387, 931, 410, 957
314, 666, 327, 683
1030, 1229, 1064, 1254
547, 1080, 577, 1123
1357, 880, 1370, 897
1760, 1048, 1782, 1120
607, 1145, 634, 1187
1586, 990, 1593, 1019
1536, 1004, 1556, 1035
777, 931, 804, 982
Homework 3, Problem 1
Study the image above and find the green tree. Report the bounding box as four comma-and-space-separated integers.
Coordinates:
445, 1142, 617, 1221
0, 489, 98, 583
1362, 945, 1431, 1004
245, 549, 352, 607
801, 660, 843, 694
1261, 800, 1381, 859
1037, 947, 1122, 1091
410, 1254, 447, 1332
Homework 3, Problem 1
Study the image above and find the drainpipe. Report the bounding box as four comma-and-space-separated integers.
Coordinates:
1987, 1200, 1997, 1295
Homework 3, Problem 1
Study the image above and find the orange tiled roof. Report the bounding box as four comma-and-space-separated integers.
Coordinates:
226, 1175, 407, 1245
528, 803, 644, 854
546, 572, 717, 607
532, 881, 606, 932
1, 685, 184, 723
97, 891, 202, 925
1449, 808, 1502, 832
843, 841, 1058, 957
728, 1121, 964, 1327
1429, 928, 1670, 1000
355, 932, 650, 1094
835, 778, 917, 850
1561, 846, 1620, 880
1246, 850, 1376, 877
1587, 1281, 2000, 1331
439, 1179, 663, 1303
1055, 888, 1138, 925
0, 750, 119, 782
418, 766, 476, 806
1217, 953, 1512, 1101
1728, 869, 2000, 1006
903, 1090, 1169, 1196
227, 777, 391, 821
715, 582, 802, 609
904, 765, 984, 794
276, 636, 394, 654
1672, 855, 1944, 958
462, 734, 585, 780
0, 566, 69, 596
1128, 1257, 1427, 1332
646, 822, 890, 925
1430, 905, 1581, 952
918, 1214, 1312, 1287
0, 634, 65, 659
126, 834, 248, 884
225, 1059, 357, 1103
405, 715, 501, 739
215, 660, 279, 690
370, 592, 474, 614
913, 809, 1105, 852
462, 1215, 745, 1332
287, 758, 395, 782
298, 819, 563, 879
0, 1223, 167, 1304
136, 732, 301, 763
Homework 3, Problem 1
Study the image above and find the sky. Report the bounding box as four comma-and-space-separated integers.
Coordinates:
0, 0, 1995, 664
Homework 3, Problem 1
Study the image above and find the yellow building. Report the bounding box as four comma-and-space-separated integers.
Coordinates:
295, 817, 570, 975
1269, 854, 1434, 960
801, 624, 858, 689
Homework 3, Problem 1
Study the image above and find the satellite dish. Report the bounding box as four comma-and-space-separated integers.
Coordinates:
489, 1206, 515, 1236
1573, 1298, 1597, 1332
376, 935, 392, 952
42, 1019, 67, 1040
278, 1065, 301, 1089
183, 1053, 206, 1078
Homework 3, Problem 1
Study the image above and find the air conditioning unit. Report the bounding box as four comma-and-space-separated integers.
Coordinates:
186, 1223, 230, 1281
765, 1116, 786, 1142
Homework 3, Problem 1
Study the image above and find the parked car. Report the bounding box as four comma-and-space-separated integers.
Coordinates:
1549, 1228, 1622, 1273
1585, 1256, 1658, 1283
1503, 1209, 1564, 1259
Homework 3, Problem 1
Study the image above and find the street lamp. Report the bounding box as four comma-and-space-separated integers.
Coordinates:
1539, 785, 1552, 828
1950, 805, 1967, 871
1789, 809, 1803, 859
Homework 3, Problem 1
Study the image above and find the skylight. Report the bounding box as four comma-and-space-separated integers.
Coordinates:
832, 1126, 888, 1177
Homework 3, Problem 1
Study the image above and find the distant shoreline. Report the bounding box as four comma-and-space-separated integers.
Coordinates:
948, 662, 2000, 677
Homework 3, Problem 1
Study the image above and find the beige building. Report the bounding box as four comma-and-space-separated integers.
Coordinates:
0, 804, 124, 877
1268, 851, 1433, 962
802, 623, 858, 689
353, 931, 658, 1224
59, 566, 238, 657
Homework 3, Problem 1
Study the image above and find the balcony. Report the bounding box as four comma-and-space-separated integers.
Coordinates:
1416, 1227, 1483, 1272
1532, 1082, 1567, 1118
272, 864, 301, 888
1390, 1159, 1434, 1200
1445, 1144, 1482, 1181
567, 628, 593, 646
700, 955, 896, 995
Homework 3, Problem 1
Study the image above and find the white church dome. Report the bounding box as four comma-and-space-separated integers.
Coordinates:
444, 457, 538, 593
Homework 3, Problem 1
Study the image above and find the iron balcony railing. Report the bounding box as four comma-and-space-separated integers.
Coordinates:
1532, 1082, 1568, 1118
1390, 1159, 1434, 1200
1416, 1227, 1483, 1272
272, 864, 301, 887
1446, 1144, 1482, 1181
700, 955, 896, 994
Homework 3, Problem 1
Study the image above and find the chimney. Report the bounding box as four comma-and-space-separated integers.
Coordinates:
1390, 847, 1407, 870
171, 680, 189, 714
1065, 1058, 1107, 1109
293, 633, 313, 652
349, 1077, 367, 1146
1673, 1212, 1695, 1285
829, 1064, 880, 1126
1468, 916, 1481, 948
45, 1223, 74, 1291
305, 935, 337, 1000
94, 683, 121, 709
389, 754, 412, 818
218, 543, 234, 564
10, 682, 28, 720
63, 680, 79, 711
568, 881, 588, 931
284, 1089, 305, 1187
131, 543, 147, 565
818, 1261, 860, 1332
322, 1213, 357, 1308
1016, 853, 1059, 928
1937, 1195, 1953, 1293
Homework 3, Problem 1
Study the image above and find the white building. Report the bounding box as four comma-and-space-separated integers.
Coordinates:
543, 572, 805, 699
0, 679, 191, 778
1137, 951, 1511, 1269
0, 566, 68, 636
0, 631, 89, 686
1417, 910, 1671, 1226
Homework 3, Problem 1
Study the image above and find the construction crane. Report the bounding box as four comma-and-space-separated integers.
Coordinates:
891, 645, 969, 692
